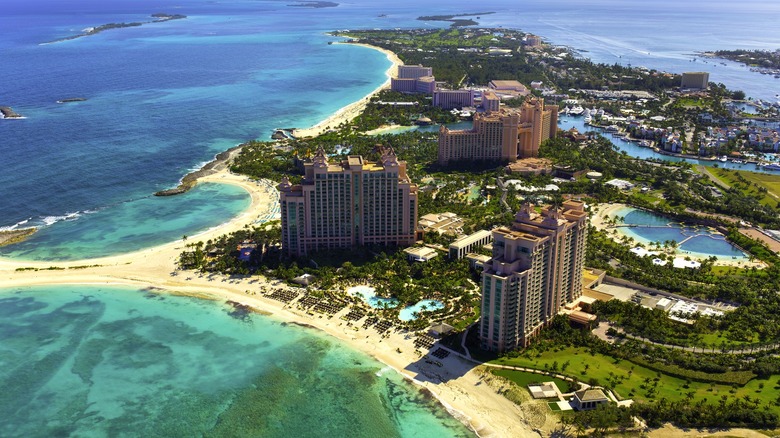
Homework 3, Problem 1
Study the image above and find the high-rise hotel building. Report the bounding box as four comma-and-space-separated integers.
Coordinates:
390, 64, 436, 95
278, 147, 418, 257
479, 201, 588, 352
437, 97, 558, 166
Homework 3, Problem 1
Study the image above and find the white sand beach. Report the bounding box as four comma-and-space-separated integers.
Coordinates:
0, 168, 539, 438
291, 43, 403, 139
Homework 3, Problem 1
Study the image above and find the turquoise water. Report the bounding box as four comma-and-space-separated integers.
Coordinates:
0, 286, 474, 437
399, 300, 445, 322
0, 183, 250, 261
612, 207, 747, 260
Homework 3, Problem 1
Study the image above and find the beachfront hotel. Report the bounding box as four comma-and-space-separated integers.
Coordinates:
437, 97, 558, 166
479, 201, 588, 352
390, 64, 436, 95
278, 146, 418, 257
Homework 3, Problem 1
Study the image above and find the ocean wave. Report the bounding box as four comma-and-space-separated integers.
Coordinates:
41, 211, 82, 226
0, 218, 32, 232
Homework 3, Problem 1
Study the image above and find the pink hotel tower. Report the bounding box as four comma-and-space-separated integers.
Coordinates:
278, 146, 418, 257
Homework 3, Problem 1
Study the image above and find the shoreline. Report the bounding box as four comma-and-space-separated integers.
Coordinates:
0, 167, 536, 438
290, 41, 403, 139
154, 145, 244, 196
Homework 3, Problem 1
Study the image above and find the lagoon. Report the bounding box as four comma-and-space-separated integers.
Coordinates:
609, 207, 748, 261
559, 115, 778, 174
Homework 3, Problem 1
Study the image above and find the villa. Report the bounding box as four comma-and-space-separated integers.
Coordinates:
571, 389, 610, 411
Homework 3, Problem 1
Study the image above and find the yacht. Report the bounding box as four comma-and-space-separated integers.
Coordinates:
763, 163, 780, 171
569, 105, 585, 116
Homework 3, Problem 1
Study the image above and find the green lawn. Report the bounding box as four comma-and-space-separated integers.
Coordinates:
711, 168, 780, 208
490, 369, 574, 393
490, 346, 780, 413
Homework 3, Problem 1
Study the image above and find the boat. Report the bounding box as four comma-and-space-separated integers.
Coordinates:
583, 115, 592, 124
718, 156, 728, 162
569, 105, 584, 116
763, 163, 780, 171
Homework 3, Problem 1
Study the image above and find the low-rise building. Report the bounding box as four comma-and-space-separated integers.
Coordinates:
605, 179, 635, 190
449, 229, 493, 259
404, 246, 439, 262
571, 389, 609, 411
419, 212, 463, 235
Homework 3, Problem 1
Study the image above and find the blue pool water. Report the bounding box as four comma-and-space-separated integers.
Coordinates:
348, 285, 400, 309
399, 300, 445, 322
0, 286, 474, 437
347, 287, 444, 320
611, 207, 747, 260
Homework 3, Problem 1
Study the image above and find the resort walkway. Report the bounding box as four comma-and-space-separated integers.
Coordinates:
592, 323, 780, 355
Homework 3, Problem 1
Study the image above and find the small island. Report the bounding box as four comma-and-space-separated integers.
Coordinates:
57, 97, 87, 104
417, 12, 494, 27
43, 13, 187, 44
287, 1, 338, 8
0, 106, 24, 119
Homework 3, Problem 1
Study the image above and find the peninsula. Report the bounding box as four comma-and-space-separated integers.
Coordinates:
43, 13, 186, 44
707, 49, 780, 78
154, 146, 243, 196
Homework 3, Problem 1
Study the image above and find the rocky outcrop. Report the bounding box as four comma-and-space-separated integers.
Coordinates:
0, 106, 23, 119
154, 145, 243, 196
0, 228, 37, 247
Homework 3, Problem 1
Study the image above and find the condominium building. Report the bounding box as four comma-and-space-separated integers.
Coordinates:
278, 146, 418, 257
681, 72, 709, 90
479, 200, 588, 352
437, 97, 558, 166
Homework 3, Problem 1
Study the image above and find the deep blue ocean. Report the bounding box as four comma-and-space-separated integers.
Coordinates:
1, 1, 778, 434
1, 0, 778, 259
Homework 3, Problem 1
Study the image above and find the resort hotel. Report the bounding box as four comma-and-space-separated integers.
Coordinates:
479, 201, 588, 352
278, 146, 418, 257
437, 97, 558, 166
